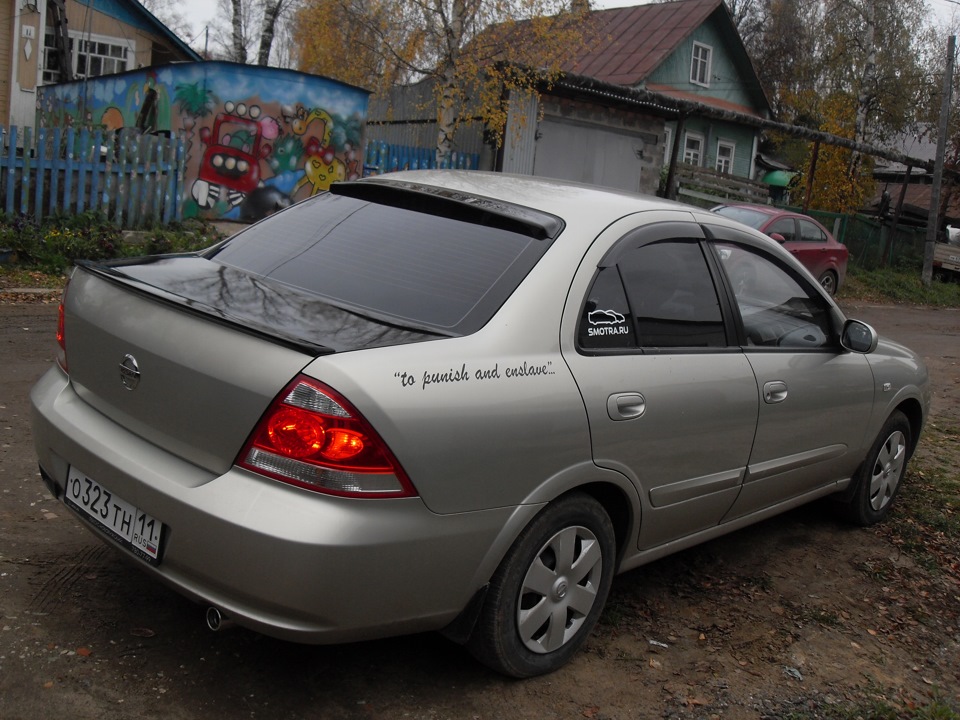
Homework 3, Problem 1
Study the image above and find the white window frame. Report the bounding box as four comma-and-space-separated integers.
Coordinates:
716, 140, 735, 174
690, 42, 712, 87
42, 30, 136, 85
683, 132, 704, 166
663, 127, 672, 165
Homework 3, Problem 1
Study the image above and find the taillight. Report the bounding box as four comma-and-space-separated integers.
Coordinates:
56, 281, 69, 373
237, 376, 416, 498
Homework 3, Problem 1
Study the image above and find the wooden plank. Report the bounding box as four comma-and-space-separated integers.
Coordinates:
5, 126, 16, 214
49, 128, 62, 216
76, 129, 90, 214
125, 130, 140, 227
152, 136, 165, 225
34, 128, 47, 221
90, 130, 104, 215
21, 126, 33, 216
63, 127, 75, 215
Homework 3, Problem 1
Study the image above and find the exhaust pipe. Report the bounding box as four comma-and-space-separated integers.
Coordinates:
205, 606, 235, 632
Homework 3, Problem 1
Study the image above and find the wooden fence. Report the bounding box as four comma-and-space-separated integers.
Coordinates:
363, 140, 481, 176
0, 125, 185, 228
672, 164, 771, 207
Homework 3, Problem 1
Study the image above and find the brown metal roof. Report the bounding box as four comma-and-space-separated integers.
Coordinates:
566, 0, 723, 86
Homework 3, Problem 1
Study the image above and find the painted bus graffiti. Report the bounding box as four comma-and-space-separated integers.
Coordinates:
193, 112, 271, 208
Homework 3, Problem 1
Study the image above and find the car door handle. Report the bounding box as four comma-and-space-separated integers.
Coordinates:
763, 381, 788, 404
607, 392, 646, 420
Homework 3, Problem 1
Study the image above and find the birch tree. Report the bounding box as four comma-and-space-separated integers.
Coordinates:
206, 0, 299, 65
293, 0, 595, 163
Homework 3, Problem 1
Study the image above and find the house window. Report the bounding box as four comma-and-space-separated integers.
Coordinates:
42, 31, 134, 84
663, 127, 672, 164
683, 133, 703, 166
690, 42, 712, 87
716, 141, 735, 174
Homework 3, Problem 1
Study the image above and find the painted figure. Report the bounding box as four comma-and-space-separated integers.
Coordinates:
192, 113, 271, 208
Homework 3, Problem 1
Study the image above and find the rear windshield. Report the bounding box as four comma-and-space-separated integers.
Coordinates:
712, 206, 770, 230
207, 192, 553, 335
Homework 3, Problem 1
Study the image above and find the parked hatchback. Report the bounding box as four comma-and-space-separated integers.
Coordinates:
710, 203, 848, 294
32, 172, 927, 677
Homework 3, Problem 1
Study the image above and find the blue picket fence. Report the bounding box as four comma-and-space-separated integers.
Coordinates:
0, 125, 185, 227
363, 140, 480, 176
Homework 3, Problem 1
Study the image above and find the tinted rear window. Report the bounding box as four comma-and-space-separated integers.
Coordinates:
207, 192, 552, 334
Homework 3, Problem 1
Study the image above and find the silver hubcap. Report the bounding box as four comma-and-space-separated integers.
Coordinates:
820, 273, 836, 294
869, 430, 906, 511
517, 525, 602, 654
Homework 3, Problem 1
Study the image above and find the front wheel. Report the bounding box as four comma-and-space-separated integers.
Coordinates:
838, 411, 911, 526
467, 493, 616, 677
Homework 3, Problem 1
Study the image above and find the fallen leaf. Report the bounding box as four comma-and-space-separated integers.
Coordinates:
76, 647, 92, 657
130, 627, 156, 638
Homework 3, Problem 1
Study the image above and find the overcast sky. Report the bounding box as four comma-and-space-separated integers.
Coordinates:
176, 0, 958, 54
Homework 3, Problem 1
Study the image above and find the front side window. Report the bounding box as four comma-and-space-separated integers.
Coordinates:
767, 218, 797, 243
691, 43, 712, 86
714, 242, 833, 349
684, 134, 704, 166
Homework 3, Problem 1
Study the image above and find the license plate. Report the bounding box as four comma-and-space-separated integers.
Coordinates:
64, 467, 165, 565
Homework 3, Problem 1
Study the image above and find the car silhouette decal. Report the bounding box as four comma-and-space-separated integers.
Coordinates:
588, 309, 626, 326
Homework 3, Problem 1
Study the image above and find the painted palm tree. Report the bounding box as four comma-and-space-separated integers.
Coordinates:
174, 81, 217, 163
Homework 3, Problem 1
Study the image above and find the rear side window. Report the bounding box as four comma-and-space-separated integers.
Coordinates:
207, 193, 552, 334
579, 239, 726, 351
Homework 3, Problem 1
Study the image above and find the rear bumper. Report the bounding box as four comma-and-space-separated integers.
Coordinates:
30, 367, 534, 643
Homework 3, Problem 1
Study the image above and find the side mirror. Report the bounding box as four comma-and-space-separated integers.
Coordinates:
841, 319, 879, 354
768, 232, 786, 243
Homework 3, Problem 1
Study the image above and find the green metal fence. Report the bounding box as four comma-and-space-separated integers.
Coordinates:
784, 207, 927, 271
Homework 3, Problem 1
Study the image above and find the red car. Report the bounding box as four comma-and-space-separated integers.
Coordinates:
711, 204, 848, 294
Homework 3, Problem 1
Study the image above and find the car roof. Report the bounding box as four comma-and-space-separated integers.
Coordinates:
716, 203, 786, 217
360, 170, 689, 221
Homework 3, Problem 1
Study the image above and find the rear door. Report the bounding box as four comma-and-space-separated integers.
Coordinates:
562, 218, 759, 550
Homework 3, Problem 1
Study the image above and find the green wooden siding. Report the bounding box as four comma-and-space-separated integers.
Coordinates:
648, 22, 757, 111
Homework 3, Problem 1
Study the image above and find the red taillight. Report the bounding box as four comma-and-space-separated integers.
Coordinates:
56, 281, 69, 373
237, 376, 415, 498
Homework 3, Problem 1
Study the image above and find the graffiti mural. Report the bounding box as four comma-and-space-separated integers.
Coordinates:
36, 61, 370, 222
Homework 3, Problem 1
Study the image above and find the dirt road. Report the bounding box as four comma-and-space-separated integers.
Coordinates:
1, 300, 958, 720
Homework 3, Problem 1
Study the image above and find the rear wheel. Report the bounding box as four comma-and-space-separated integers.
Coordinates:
838, 411, 911, 526
467, 493, 615, 677
818, 270, 838, 295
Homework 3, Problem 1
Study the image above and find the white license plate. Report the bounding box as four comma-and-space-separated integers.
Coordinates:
64, 467, 165, 565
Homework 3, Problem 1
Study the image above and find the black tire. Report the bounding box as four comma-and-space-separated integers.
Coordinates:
818, 270, 838, 295
838, 411, 911, 526
467, 493, 616, 678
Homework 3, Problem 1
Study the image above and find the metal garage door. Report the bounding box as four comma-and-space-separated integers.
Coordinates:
532, 117, 648, 193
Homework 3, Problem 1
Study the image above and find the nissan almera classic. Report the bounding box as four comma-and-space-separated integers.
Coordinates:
31, 171, 929, 677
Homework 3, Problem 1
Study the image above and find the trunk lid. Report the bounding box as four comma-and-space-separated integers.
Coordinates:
62, 257, 435, 474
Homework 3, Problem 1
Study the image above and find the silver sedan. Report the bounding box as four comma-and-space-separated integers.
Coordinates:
31, 171, 929, 677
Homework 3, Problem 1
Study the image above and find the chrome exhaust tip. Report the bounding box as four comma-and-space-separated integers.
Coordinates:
205, 606, 234, 632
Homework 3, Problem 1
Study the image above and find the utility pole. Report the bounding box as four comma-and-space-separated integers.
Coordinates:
924, 35, 956, 285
